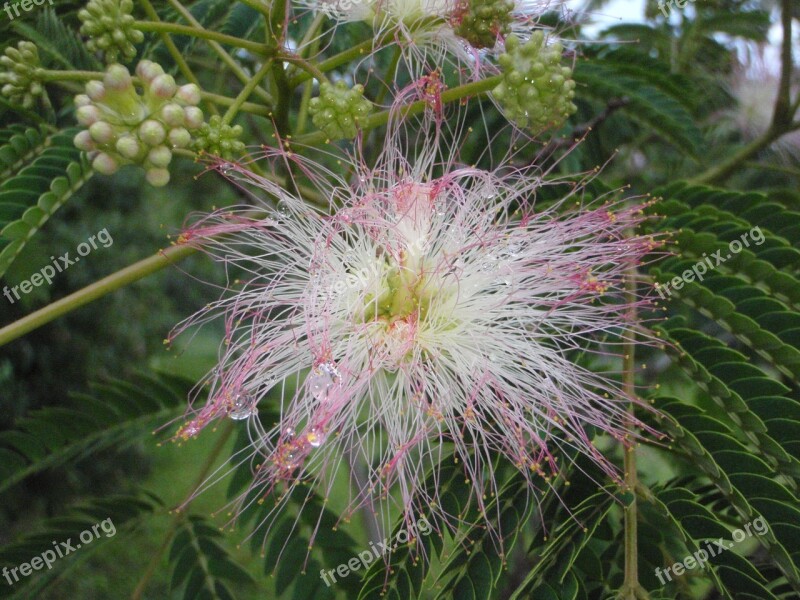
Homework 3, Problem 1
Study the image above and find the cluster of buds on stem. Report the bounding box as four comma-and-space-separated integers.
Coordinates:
491, 33, 577, 134
452, 0, 515, 49
192, 115, 246, 160
0, 42, 46, 110
309, 80, 373, 140
79, 0, 144, 64
73, 61, 203, 187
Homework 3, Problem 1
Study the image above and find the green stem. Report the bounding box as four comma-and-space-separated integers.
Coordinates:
237, 0, 271, 17
130, 421, 235, 600
374, 47, 401, 106
134, 20, 269, 54
295, 76, 315, 135
295, 29, 324, 135
136, 0, 214, 114
38, 69, 103, 82
0, 244, 196, 348
277, 51, 329, 84
288, 39, 374, 88
165, 0, 274, 106
690, 128, 779, 185
294, 75, 502, 145
200, 91, 273, 117
692, 0, 796, 185
773, 0, 794, 128
618, 255, 648, 600
222, 59, 274, 124
296, 13, 326, 57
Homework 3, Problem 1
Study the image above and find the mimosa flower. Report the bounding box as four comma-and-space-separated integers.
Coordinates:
171, 102, 660, 553
300, 0, 553, 81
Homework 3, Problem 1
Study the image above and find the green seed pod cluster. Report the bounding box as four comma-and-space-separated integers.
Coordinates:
453, 0, 515, 49
491, 33, 577, 134
0, 42, 45, 109
193, 115, 246, 160
309, 81, 373, 140
79, 0, 144, 64
73, 61, 203, 187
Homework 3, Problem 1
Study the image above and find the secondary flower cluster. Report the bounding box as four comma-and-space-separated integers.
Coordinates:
309, 80, 373, 139
79, 0, 144, 64
73, 61, 203, 186
0, 42, 45, 110
492, 33, 577, 131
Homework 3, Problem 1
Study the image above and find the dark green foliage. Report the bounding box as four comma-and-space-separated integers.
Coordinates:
0, 126, 92, 278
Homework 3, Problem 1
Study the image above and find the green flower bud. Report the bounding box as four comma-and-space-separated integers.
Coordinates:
75, 94, 92, 108
89, 121, 115, 144
309, 80, 373, 140
168, 127, 192, 149
136, 60, 164, 83
183, 106, 204, 129
175, 84, 201, 106
146, 168, 170, 187
86, 80, 106, 101
491, 33, 577, 135
150, 74, 177, 99
139, 119, 166, 146
452, 0, 515, 49
74, 130, 96, 152
79, 0, 145, 64
115, 135, 141, 159
74, 60, 205, 186
147, 145, 172, 168
160, 103, 185, 127
0, 42, 46, 109
191, 115, 246, 159
104, 64, 132, 91
76, 104, 101, 126
92, 152, 119, 175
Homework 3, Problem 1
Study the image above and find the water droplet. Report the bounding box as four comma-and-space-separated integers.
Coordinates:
306, 427, 325, 447
307, 362, 341, 401
229, 394, 256, 420
284, 426, 296, 438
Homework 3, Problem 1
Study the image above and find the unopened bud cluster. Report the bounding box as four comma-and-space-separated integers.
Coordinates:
492, 33, 577, 134
79, 0, 144, 64
193, 115, 246, 160
309, 81, 373, 140
73, 61, 203, 186
453, 0, 515, 49
0, 42, 45, 109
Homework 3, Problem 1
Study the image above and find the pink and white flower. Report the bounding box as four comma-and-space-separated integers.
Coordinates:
171, 105, 661, 553
298, 0, 553, 82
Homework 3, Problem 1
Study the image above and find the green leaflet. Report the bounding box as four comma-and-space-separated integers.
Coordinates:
0, 127, 93, 279
0, 373, 190, 494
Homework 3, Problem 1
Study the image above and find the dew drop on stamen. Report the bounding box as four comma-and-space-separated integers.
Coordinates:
229, 394, 257, 420
308, 362, 341, 401
306, 426, 326, 448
